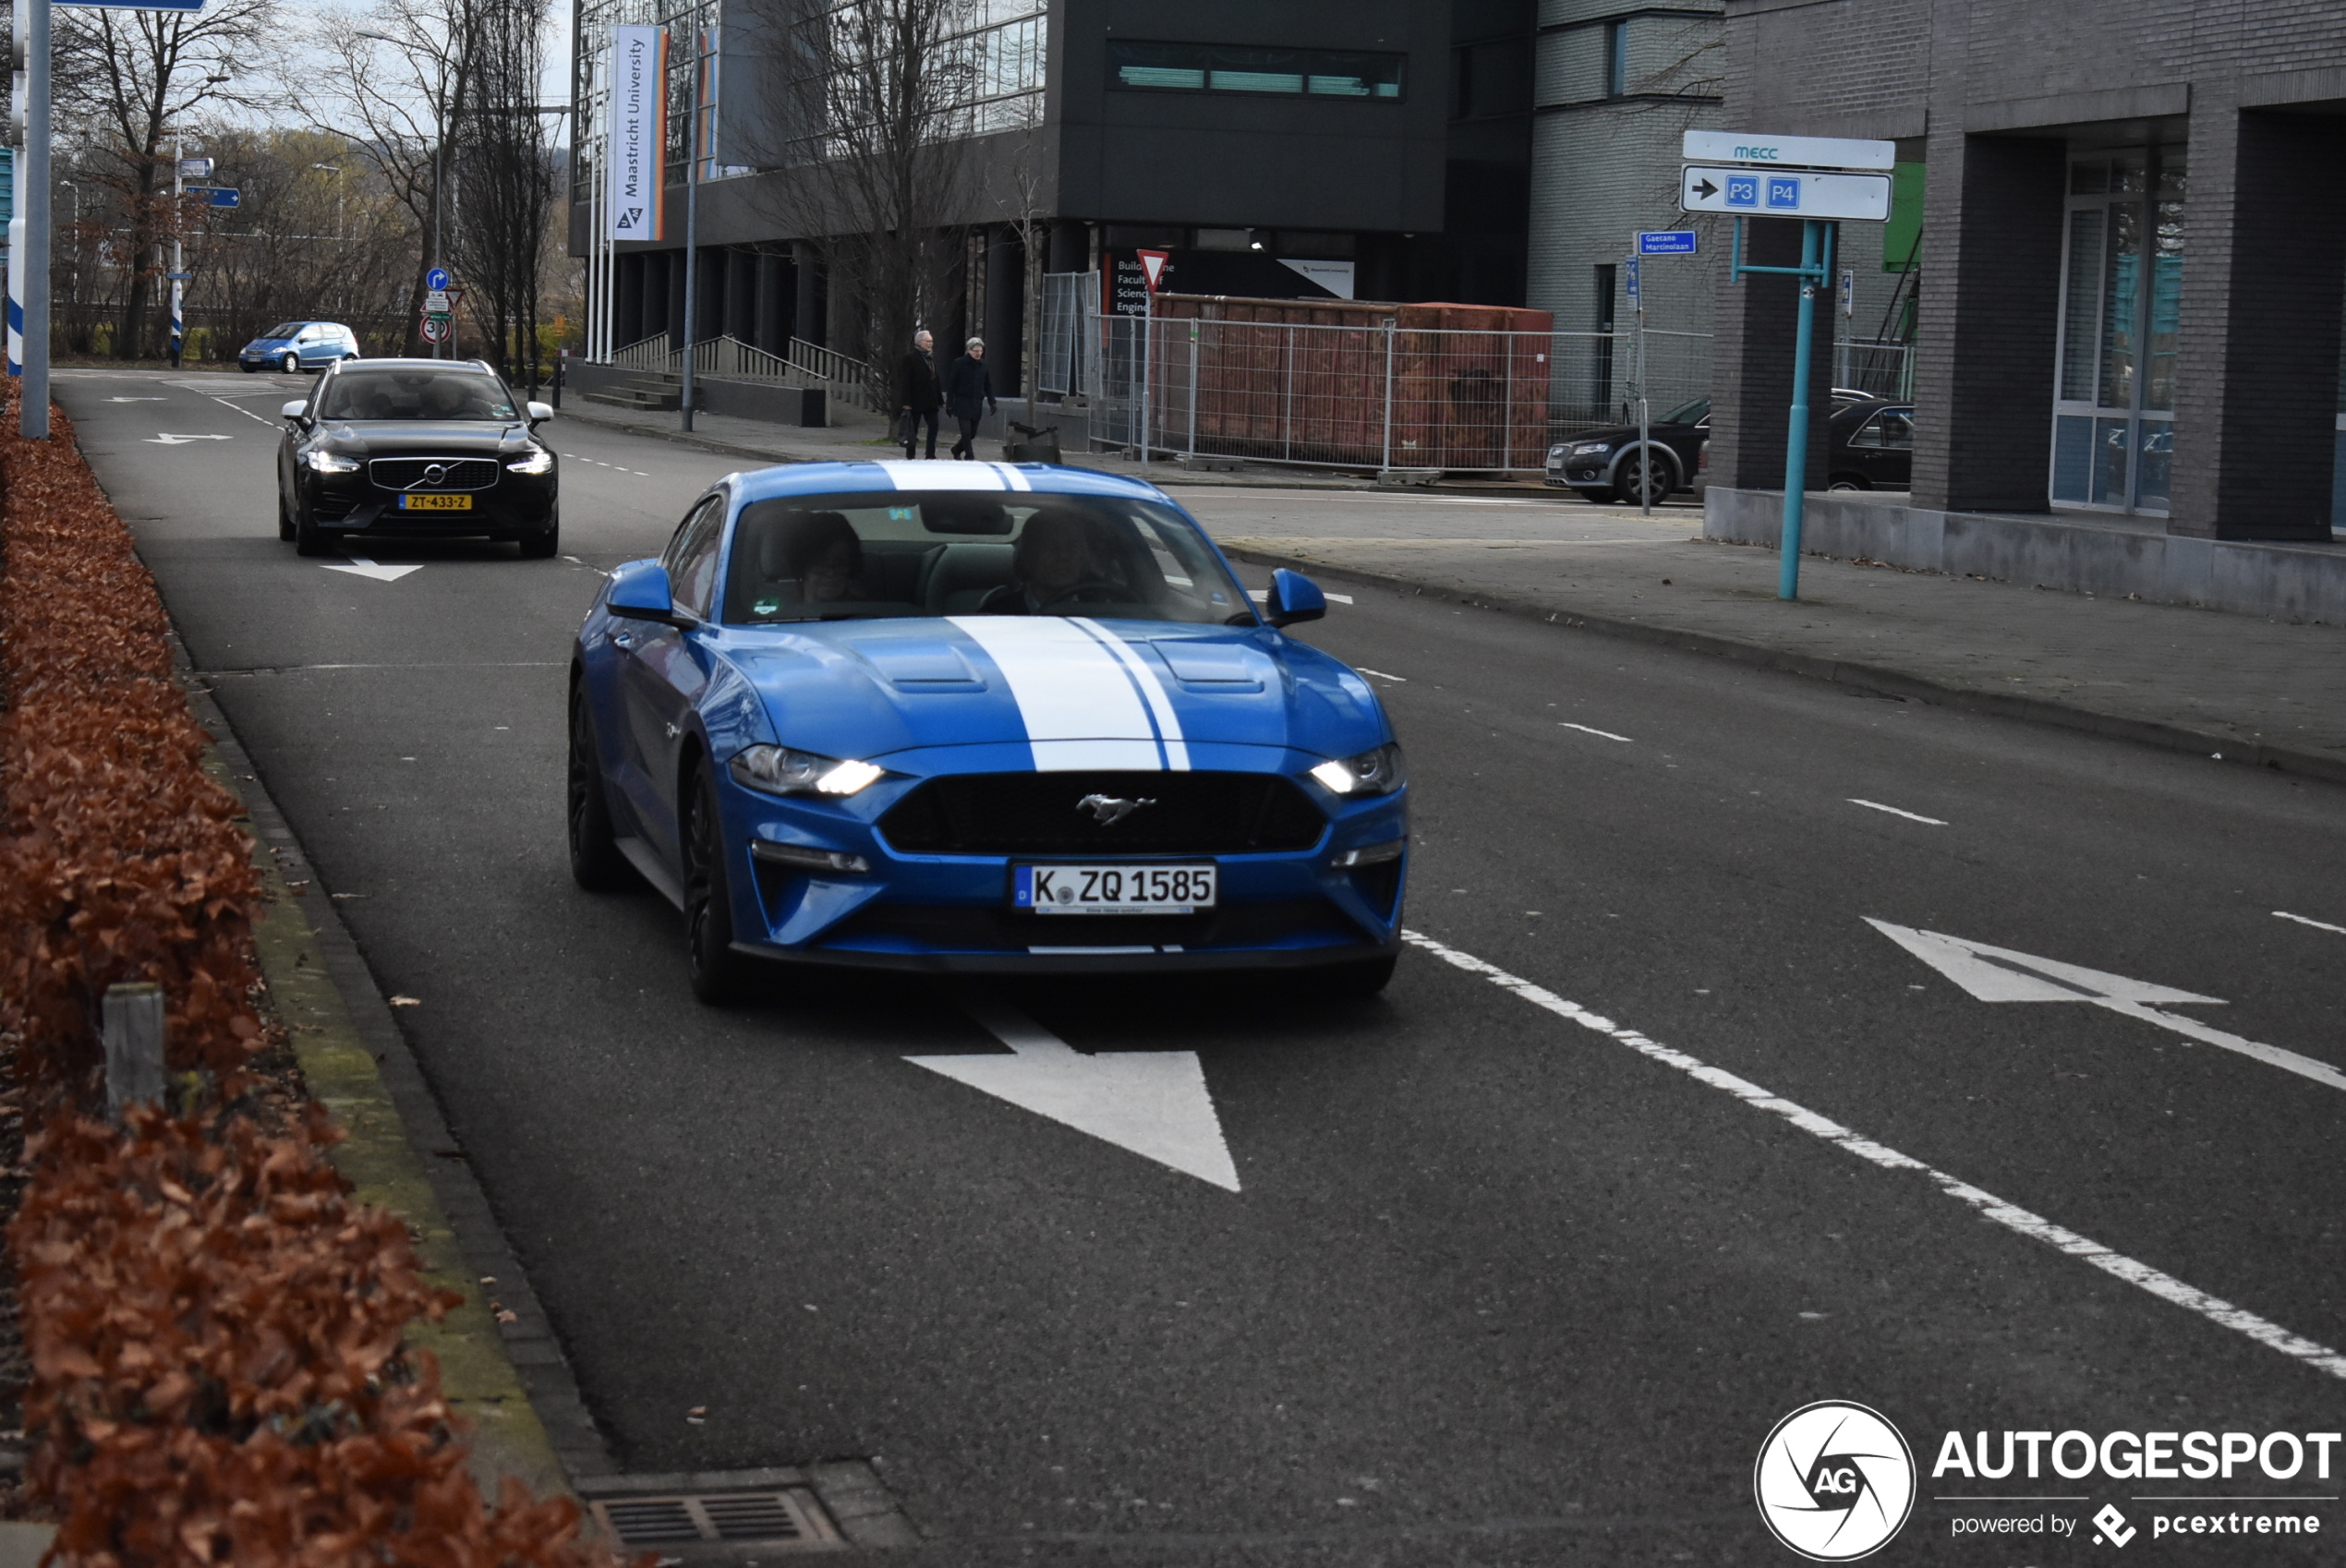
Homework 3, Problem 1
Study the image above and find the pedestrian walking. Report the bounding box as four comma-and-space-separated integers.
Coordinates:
897, 330, 941, 459
944, 337, 998, 461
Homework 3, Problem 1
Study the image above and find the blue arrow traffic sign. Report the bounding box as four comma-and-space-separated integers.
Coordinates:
425, 267, 451, 292
1637, 230, 1699, 255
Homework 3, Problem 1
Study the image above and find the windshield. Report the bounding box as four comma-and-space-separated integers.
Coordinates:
721, 491, 1255, 627
260, 322, 303, 339
1661, 397, 1711, 425
316, 369, 516, 422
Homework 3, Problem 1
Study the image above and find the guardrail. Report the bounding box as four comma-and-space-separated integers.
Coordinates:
599, 332, 877, 413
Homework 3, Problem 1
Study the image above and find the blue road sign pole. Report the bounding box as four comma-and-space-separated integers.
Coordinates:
22, 0, 49, 440
1728, 215, 1834, 600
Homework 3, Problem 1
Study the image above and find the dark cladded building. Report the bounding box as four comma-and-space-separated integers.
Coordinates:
573, 1, 1546, 391
1710, 0, 2346, 547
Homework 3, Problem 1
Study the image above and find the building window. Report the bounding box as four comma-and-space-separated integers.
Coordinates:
2050, 144, 2184, 513
1602, 20, 1627, 99
1108, 41, 1405, 101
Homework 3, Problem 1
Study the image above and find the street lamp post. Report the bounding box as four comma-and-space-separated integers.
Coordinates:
311, 162, 345, 239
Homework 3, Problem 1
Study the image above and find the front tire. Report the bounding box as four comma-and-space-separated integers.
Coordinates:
293, 506, 336, 558
567, 687, 634, 891
281, 352, 299, 374
683, 766, 753, 1005
1828, 474, 1870, 491
1615, 449, 1675, 508
240, 362, 257, 374
277, 485, 296, 542
518, 519, 559, 560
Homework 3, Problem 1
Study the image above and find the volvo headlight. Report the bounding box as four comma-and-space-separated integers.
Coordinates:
1310, 742, 1407, 797
505, 444, 554, 475
308, 450, 360, 474
729, 744, 884, 798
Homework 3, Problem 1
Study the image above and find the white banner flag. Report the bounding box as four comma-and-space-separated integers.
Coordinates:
606, 24, 665, 242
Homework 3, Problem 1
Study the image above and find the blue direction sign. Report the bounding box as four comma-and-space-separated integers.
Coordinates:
187, 186, 239, 208
425, 267, 452, 292
1624, 257, 1639, 304
1637, 230, 1699, 255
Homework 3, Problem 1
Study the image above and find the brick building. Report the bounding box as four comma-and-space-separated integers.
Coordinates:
1710, 0, 2346, 545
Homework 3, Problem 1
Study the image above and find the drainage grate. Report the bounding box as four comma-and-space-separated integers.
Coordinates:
592, 1489, 835, 1549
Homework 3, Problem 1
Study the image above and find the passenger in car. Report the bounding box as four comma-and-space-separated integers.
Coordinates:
764, 511, 866, 604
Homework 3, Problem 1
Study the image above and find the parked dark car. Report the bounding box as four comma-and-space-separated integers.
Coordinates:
1826, 399, 1915, 490
1546, 390, 1894, 503
276, 358, 559, 558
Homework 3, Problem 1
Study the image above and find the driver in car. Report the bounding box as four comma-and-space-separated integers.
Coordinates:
980, 509, 1112, 613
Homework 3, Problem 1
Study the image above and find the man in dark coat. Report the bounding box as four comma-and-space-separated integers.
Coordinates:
943, 337, 998, 460
896, 330, 941, 458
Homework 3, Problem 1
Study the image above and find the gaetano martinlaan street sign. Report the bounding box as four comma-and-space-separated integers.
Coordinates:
1681, 128, 1895, 171
1637, 230, 1698, 255
1682, 166, 1891, 223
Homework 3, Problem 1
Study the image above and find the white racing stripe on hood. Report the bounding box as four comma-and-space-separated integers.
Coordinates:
950, 616, 1179, 770
1072, 618, 1190, 769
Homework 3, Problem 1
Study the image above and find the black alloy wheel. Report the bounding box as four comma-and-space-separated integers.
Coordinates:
567, 687, 634, 891
1618, 448, 1675, 507
682, 766, 753, 1005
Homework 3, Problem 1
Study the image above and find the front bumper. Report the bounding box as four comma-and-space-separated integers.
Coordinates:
715, 762, 1408, 974
304, 469, 557, 534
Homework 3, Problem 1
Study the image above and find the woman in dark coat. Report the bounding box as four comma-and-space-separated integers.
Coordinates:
896, 330, 941, 458
943, 337, 998, 461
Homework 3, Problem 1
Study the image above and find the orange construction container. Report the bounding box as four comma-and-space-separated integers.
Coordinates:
1149, 295, 1554, 470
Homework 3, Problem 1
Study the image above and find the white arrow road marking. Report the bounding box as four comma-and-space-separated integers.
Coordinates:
1868, 918, 2346, 1093
1402, 928, 2346, 1382
1849, 799, 1947, 826
321, 558, 424, 583
908, 994, 1240, 1191
146, 432, 236, 444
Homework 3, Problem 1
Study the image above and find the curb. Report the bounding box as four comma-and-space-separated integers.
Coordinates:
1222, 546, 2346, 790
175, 640, 621, 1497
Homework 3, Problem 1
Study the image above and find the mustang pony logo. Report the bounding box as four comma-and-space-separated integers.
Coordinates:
1076, 793, 1155, 826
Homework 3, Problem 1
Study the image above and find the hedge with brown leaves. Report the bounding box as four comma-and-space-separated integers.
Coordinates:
0, 392, 616, 1563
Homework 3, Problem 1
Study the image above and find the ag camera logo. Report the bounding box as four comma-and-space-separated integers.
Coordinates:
1755, 1401, 1917, 1561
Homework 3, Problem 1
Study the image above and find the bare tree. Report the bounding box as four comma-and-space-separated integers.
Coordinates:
452, 0, 558, 388
307, 0, 486, 356
54, 0, 277, 358
757, 0, 978, 404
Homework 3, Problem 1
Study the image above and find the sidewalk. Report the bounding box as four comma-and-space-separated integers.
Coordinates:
1208, 520, 2346, 785
550, 395, 1564, 495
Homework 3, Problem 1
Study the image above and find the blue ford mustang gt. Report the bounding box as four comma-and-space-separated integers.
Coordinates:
569, 460, 1408, 1002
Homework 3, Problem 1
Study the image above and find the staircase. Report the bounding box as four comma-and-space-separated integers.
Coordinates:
582, 369, 683, 413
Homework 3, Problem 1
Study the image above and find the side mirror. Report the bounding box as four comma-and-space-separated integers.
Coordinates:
280, 399, 308, 424
606, 559, 685, 625
1262, 568, 1326, 629
526, 401, 553, 424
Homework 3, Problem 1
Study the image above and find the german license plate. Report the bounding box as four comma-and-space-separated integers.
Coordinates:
1014, 863, 1215, 914
399, 493, 472, 511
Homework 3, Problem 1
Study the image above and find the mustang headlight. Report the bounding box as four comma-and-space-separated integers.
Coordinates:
1569, 440, 1614, 457
1310, 742, 1407, 797
308, 450, 361, 474
505, 444, 554, 475
729, 745, 883, 798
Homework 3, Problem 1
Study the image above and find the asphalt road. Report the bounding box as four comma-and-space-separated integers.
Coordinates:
58, 368, 2346, 1566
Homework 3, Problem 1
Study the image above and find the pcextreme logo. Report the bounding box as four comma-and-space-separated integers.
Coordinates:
1755, 1401, 1917, 1561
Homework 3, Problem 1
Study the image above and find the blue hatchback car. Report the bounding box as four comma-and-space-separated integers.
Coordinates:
569, 461, 1408, 1002
238, 320, 359, 373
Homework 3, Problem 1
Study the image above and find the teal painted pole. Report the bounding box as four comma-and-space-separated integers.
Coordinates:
1778, 220, 1823, 600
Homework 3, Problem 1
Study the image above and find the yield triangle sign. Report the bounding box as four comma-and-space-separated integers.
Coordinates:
1137, 248, 1170, 292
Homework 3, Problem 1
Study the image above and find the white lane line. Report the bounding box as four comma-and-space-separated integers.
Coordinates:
211, 395, 284, 427
1325, 592, 1354, 604
1402, 927, 2346, 1383
1559, 722, 1633, 742
2276, 911, 2346, 936
1358, 669, 1408, 683
1849, 798, 1948, 826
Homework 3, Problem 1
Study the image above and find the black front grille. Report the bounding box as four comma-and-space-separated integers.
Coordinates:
878, 771, 1325, 855
369, 456, 499, 491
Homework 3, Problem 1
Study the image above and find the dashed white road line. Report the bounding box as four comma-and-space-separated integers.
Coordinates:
1849, 798, 1948, 826
1559, 722, 1633, 742
1403, 926, 2346, 1383
1358, 669, 1408, 683
2275, 911, 2346, 936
